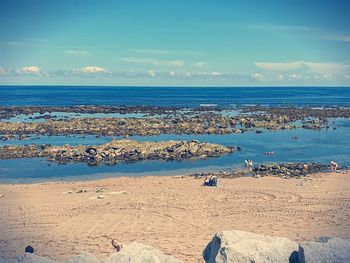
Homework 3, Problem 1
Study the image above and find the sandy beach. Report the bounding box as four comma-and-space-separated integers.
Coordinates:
0, 171, 349, 262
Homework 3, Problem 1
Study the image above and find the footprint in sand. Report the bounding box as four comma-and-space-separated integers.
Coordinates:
287, 193, 302, 203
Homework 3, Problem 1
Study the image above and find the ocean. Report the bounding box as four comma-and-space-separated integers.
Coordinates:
0, 86, 349, 183
1, 86, 350, 107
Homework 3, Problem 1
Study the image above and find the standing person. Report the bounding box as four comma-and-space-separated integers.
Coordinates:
330, 160, 339, 173
245, 159, 253, 171
249, 160, 253, 168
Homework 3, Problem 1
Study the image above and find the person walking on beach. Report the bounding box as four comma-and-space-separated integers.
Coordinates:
245, 159, 253, 171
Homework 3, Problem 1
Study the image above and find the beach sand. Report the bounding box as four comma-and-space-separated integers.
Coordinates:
0, 171, 349, 262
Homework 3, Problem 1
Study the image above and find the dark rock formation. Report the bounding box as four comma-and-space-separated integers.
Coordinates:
0, 139, 234, 165
2, 105, 347, 139
193, 163, 330, 179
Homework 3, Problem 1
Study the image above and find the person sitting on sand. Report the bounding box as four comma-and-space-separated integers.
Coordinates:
111, 239, 122, 252
210, 175, 218, 186
204, 176, 210, 186
330, 160, 339, 173
203, 175, 218, 187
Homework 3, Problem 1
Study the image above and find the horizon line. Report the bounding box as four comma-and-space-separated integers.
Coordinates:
1, 85, 350, 88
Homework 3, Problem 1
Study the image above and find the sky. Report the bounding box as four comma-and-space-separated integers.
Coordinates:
1, 0, 350, 86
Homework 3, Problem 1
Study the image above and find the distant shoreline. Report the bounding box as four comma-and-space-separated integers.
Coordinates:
1, 85, 350, 88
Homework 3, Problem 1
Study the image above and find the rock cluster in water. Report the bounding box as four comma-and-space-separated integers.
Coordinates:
0, 113, 326, 139
0, 105, 181, 119
2, 105, 349, 140
0, 139, 234, 165
193, 163, 330, 179
246, 105, 350, 119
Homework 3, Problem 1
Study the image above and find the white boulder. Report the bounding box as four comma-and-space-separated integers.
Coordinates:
203, 230, 298, 263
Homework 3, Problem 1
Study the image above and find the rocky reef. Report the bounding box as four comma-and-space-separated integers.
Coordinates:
0, 113, 325, 139
2, 105, 348, 140
0, 139, 234, 165
193, 163, 331, 179
245, 105, 350, 119
0, 105, 182, 120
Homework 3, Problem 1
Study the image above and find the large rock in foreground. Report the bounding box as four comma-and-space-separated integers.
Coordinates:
63, 252, 101, 263
19, 242, 182, 263
104, 241, 181, 263
203, 230, 298, 263
20, 253, 57, 263
298, 238, 350, 263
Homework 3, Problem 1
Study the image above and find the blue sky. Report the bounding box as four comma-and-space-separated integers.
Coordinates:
1, 0, 350, 86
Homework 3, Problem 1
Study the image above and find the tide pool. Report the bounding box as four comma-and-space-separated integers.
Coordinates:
0, 118, 348, 183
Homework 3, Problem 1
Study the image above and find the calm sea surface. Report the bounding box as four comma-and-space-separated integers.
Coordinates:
1, 86, 350, 107
0, 86, 349, 183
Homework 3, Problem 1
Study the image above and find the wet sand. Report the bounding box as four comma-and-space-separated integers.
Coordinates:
0, 171, 349, 262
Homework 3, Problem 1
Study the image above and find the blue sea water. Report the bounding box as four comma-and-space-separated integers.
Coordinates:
1, 86, 350, 107
0, 86, 349, 183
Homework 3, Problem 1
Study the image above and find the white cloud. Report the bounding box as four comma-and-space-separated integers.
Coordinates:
120, 57, 185, 67
0, 38, 49, 47
197, 72, 208, 76
79, 66, 106, 73
276, 74, 284, 81
247, 24, 310, 32
180, 50, 205, 56
255, 62, 304, 71
305, 62, 350, 74
322, 73, 333, 81
288, 73, 302, 80
128, 49, 205, 56
252, 73, 266, 81
0, 67, 7, 75
22, 66, 42, 74
2, 65, 349, 85
128, 49, 169, 54
148, 70, 156, 77
323, 35, 350, 43
65, 50, 90, 56
255, 61, 350, 74
192, 61, 209, 68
